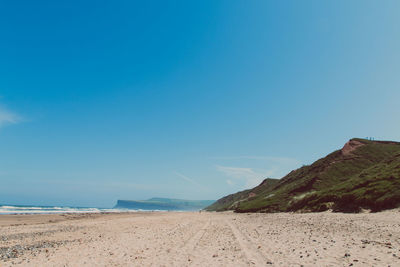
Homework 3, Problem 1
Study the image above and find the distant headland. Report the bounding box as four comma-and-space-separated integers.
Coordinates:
114, 198, 215, 211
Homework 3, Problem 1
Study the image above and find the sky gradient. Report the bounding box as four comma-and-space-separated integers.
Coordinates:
1, 1, 400, 207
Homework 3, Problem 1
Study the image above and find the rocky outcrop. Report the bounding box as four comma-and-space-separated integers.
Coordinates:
341, 139, 364, 156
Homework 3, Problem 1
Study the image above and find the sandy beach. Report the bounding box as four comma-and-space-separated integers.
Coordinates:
0, 211, 399, 266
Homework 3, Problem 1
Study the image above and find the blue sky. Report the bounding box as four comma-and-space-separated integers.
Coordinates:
1, 1, 400, 207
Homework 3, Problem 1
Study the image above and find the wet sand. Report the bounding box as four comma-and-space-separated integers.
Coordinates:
0, 210, 399, 266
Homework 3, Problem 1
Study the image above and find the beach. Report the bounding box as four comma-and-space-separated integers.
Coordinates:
0, 211, 399, 266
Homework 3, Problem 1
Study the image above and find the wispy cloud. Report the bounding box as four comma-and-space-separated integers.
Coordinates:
210, 156, 300, 165
216, 165, 274, 188
174, 171, 210, 192
226, 179, 234, 186
212, 155, 302, 188
0, 106, 20, 128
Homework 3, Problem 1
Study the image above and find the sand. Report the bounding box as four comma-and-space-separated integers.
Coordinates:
0, 210, 399, 266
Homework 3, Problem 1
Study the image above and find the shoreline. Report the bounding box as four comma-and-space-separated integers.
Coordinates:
0, 211, 160, 227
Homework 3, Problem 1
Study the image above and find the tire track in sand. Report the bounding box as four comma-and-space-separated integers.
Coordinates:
226, 219, 270, 266
182, 219, 211, 252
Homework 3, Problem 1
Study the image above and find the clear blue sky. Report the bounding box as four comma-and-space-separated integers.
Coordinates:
1, 1, 400, 208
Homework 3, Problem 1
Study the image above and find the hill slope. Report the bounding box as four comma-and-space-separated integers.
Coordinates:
205, 178, 279, 211
206, 138, 400, 213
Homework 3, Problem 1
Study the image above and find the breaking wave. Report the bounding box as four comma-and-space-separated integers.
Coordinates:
0, 205, 137, 214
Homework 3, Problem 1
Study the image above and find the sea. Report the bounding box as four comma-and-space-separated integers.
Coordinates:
0, 204, 140, 215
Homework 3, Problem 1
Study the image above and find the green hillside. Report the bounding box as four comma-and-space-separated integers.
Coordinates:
205, 138, 400, 213
205, 178, 279, 211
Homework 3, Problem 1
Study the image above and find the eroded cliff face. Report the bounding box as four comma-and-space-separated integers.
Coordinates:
341, 139, 364, 156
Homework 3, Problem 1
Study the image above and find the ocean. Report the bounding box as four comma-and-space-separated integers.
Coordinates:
0, 204, 136, 214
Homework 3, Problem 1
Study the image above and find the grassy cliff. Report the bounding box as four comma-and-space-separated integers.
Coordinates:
206, 138, 400, 213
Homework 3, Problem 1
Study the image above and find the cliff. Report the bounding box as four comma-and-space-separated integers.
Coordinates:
206, 138, 400, 213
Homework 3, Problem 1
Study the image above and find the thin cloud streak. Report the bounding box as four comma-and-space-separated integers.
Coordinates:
0, 106, 20, 128
216, 165, 274, 188
212, 156, 302, 187
226, 179, 234, 186
174, 171, 210, 192
210, 155, 301, 165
